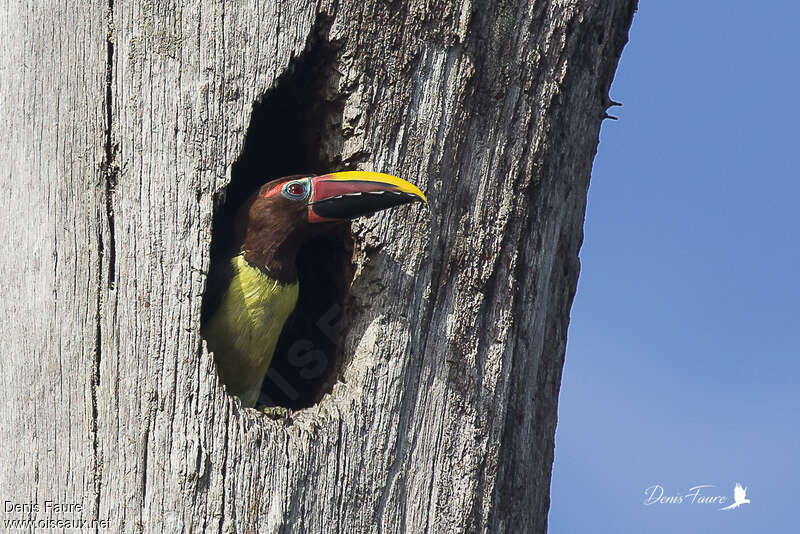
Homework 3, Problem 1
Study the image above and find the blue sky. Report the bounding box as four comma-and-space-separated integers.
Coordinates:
549, 2, 799, 532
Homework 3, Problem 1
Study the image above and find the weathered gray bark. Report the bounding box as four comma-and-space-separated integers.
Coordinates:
1, 1, 635, 532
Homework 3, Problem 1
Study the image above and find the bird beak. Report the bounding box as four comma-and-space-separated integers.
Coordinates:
307, 171, 427, 223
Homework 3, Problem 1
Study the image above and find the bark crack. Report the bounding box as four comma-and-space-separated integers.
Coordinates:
91, 0, 118, 523
91, 304, 102, 522
102, 0, 118, 291
139, 412, 152, 516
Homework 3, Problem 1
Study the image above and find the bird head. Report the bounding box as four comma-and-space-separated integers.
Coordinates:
235, 171, 427, 281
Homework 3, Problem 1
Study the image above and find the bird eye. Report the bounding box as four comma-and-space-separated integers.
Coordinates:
281, 179, 310, 200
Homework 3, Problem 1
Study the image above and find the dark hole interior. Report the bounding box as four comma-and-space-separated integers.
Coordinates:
201, 36, 353, 411
264, 230, 354, 409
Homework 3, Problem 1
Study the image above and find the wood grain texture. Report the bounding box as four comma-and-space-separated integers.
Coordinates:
0, 0, 108, 527
0, 1, 636, 532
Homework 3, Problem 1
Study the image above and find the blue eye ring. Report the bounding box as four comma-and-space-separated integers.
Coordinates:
281, 178, 311, 201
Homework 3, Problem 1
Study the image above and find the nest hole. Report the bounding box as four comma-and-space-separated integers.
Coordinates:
202, 33, 353, 411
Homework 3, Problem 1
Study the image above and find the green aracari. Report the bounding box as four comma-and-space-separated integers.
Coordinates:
201, 171, 427, 408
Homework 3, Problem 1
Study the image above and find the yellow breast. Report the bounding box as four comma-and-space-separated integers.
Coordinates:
202, 255, 299, 407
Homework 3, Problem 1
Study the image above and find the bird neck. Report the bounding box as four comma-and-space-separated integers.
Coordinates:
232, 193, 306, 283
233, 192, 339, 282
241, 239, 300, 284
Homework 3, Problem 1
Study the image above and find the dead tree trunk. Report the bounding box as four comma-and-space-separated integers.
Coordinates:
0, 1, 635, 532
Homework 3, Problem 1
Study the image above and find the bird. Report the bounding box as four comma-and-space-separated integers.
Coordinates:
201, 171, 427, 408
719, 483, 750, 510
